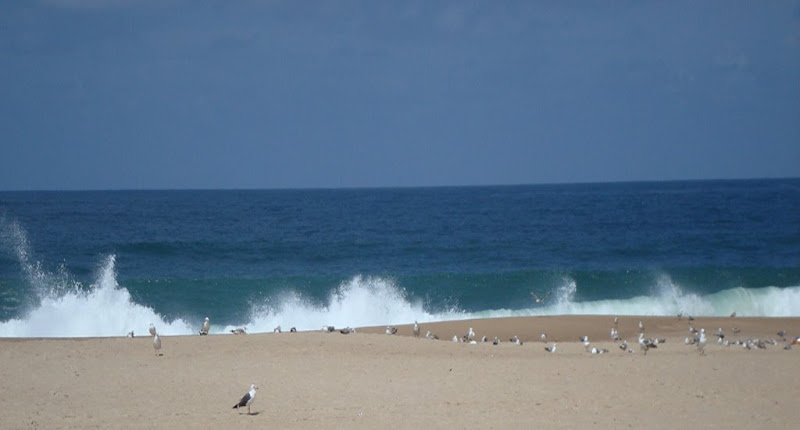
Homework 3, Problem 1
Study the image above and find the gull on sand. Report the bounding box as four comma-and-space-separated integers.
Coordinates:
153, 333, 162, 356
200, 317, 210, 335
233, 384, 258, 415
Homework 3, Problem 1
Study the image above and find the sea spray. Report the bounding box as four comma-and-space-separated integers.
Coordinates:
0, 254, 194, 338
233, 275, 462, 333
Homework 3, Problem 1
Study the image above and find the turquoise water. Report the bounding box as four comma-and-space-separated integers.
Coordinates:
1, 179, 798, 337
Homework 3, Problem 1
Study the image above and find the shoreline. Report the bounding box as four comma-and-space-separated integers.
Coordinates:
2, 315, 798, 428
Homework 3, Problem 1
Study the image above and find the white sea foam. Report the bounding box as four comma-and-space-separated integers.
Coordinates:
1, 220, 798, 337
0, 254, 194, 338
233, 275, 463, 334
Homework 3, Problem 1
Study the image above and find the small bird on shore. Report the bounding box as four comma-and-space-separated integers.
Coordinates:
274, 325, 281, 333
638, 321, 644, 332
452, 335, 459, 343
340, 327, 354, 334
540, 333, 547, 342
413, 321, 420, 338
492, 336, 499, 345
153, 333, 162, 356
233, 384, 258, 415
425, 331, 438, 340
697, 328, 707, 355
613, 316, 619, 326
231, 327, 247, 335
467, 327, 475, 342
638, 333, 657, 355
127, 331, 134, 338
149, 323, 156, 337
544, 343, 557, 353
200, 317, 210, 335
386, 326, 397, 335
619, 340, 628, 351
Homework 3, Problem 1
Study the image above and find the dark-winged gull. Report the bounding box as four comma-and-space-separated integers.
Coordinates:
231, 327, 247, 335
413, 321, 420, 338
531, 291, 551, 304
544, 342, 557, 353
233, 384, 258, 415
425, 330, 438, 340
153, 333, 162, 356
386, 326, 397, 335
274, 325, 282, 333
200, 317, 210, 335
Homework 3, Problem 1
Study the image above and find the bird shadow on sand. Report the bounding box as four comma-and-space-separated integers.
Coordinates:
239, 412, 260, 416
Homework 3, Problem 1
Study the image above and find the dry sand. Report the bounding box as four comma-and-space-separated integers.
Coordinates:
2, 316, 799, 429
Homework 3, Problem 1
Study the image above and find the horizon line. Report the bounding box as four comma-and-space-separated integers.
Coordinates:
1, 176, 798, 193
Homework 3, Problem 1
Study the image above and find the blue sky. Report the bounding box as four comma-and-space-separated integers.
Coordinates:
1, 1, 799, 190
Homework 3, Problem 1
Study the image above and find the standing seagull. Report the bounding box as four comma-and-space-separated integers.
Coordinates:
697, 328, 707, 355
149, 323, 157, 337
413, 321, 420, 338
153, 333, 162, 356
200, 317, 210, 335
233, 384, 258, 415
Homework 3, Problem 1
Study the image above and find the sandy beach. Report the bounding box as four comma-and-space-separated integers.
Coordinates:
2, 315, 799, 429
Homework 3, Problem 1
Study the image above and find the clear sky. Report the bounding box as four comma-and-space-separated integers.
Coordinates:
1, 1, 799, 191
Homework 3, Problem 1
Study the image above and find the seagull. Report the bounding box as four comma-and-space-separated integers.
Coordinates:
413, 321, 420, 338
697, 328, 707, 355
153, 333, 162, 356
492, 336, 500, 345
544, 343, 557, 353
231, 327, 247, 335
233, 384, 258, 415
613, 317, 619, 327
610, 327, 620, 341
481, 335, 488, 342
638, 321, 644, 332
149, 323, 156, 337
127, 331, 135, 338
290, 327, 297, 333
511, 335, 522, 345
580, 336, 590, 351
777, 330, 786, 339
638, 333, 657, 355
540, 333, 547, 342
425, 331, 438, 340
730, 312, 736, 318
619, 340, 628, 351
531, 291, 551, 304
200, 317, 210, 335
273, 325, 281, 333
386, 326, 397, 335
452, 335, 459, 343
467, 327, 475, 342
340, 327, 354, 334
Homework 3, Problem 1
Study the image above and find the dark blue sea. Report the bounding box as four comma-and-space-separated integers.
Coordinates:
1, 179, 798, 337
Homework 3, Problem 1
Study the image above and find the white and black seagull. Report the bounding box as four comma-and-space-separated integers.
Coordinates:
233, 384, 258, 415
200, 317, 210, 335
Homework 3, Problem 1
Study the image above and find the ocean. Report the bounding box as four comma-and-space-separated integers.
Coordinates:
1, 179, 798, 338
